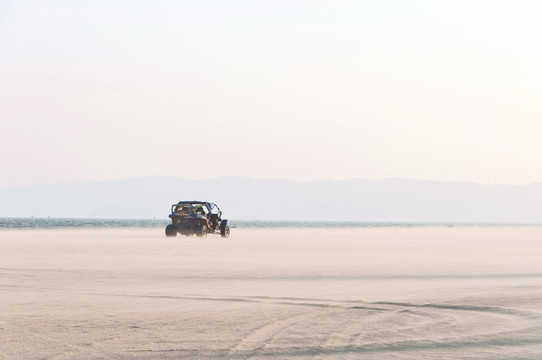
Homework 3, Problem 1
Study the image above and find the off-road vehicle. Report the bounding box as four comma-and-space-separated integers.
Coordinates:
165, 201, 230, 237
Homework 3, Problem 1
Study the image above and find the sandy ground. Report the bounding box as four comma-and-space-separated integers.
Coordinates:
2, 227, 542, 359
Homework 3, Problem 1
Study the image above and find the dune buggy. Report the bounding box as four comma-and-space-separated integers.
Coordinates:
165, 201, 230, 238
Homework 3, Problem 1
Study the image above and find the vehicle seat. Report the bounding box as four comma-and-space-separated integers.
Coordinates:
209, 214, 219, 228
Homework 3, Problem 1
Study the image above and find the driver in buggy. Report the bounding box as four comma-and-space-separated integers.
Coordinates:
176, 206, 190, 214
195, 206, 207, 216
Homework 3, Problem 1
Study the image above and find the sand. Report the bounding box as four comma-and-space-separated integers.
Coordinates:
2, 227, 542, 359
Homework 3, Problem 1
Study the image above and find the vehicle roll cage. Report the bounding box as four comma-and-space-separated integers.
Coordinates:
170, 201, 222, 217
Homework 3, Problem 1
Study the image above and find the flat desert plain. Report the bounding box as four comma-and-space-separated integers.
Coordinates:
2, 227, 542, 359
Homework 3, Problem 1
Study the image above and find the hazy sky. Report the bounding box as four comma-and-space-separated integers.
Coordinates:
2, 0, 542, 186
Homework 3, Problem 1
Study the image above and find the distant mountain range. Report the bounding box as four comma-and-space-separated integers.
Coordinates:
1, 176, 542, 222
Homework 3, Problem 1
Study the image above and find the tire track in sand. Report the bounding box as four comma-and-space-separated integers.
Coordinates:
228, 307, 331, 357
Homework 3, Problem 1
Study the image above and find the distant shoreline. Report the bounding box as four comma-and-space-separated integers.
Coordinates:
1, 217, 541, 230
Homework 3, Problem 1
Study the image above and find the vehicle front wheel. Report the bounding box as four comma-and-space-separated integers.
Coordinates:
221, 225, 230, 238
165, 224, 177, 237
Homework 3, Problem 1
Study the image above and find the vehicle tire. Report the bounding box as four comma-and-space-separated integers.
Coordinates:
221, 225, 230, 238
196, 225, 207, 237
165, 224, 177, 237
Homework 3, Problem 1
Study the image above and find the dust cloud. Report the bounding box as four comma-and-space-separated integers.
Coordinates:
2, 227, 542, 359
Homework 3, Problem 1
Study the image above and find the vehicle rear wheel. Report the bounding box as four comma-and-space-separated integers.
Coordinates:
165, 224, 177, 237
221, 225, 230, 238
196, 225, 207, 237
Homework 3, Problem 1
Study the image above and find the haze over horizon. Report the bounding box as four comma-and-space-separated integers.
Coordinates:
3, 176, 542, 222
2, 1, 542, 187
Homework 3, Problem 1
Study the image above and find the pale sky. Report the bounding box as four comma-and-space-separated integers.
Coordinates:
2, 0, 542, 186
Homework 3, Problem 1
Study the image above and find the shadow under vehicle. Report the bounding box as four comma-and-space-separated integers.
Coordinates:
165, 201, 230, 238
